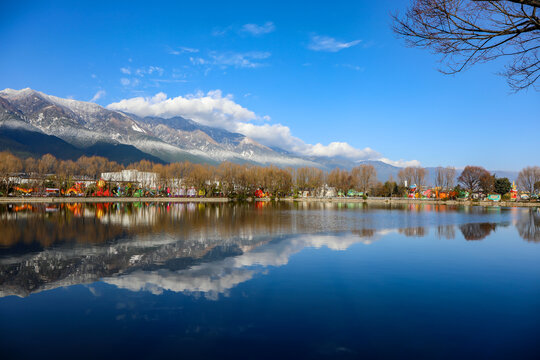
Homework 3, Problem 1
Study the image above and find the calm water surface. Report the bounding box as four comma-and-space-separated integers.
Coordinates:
0, 202, 539, 359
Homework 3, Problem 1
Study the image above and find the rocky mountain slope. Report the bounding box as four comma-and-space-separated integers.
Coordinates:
0, 88, 317, 167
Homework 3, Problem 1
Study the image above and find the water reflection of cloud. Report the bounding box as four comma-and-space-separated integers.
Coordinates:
104, 232, 377, 299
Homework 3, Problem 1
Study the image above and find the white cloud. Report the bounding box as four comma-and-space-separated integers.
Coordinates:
308, 142, 377, 159
191, 51, 271, 69
108, 90, 255, 129
337, 64, 365, 71
379, 158, 421, 168
308, 35, 361, 52
241, 21, 275, 36
151, 79, 187, 84
107, 90, 417, 164
169, 46, 199, 55
212, 51, 271, 68
135, 66, 164, 77
120, 67, 131, 75
212, 26, 232, 37
120, 78, 140, 87
89, 90, 106, 102
189, 57, 207, 65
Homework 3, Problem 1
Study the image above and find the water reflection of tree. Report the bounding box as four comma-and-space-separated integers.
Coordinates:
516, 210, 540, 243
0, 202, 384, 248
459, 223, 497, 241
351, 228, 375, 238
437, 225, 455, 240
398, 227, 427, 237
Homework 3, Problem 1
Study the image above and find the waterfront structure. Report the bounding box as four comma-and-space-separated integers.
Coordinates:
101, 170, 158, 188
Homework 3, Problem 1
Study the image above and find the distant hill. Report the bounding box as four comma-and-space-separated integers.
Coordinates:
0, 127, 164, 165
0, 127, 85, 160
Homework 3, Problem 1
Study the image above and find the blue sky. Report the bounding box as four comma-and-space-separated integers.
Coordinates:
1, 0, 538, 170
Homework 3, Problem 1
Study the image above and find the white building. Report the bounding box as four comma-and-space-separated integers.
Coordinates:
101, 169, 158, 188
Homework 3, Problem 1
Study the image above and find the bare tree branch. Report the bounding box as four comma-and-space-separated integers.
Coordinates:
393, 0, 540, 91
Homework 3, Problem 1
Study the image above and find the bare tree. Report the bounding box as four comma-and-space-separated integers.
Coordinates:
444, 166, 456, 190
352, 164, 377, 193
517, 166, 540, 194
393, 0, 540, 91
24, 157, 38, 175
0, 151, 22, 196
38, 154, 57, 176
480, 173, 495, 193
435, 167, 445, 189
458, 165, 490, 195
413, 167, 428, 189
295, 167, 324, 193
327, 168, 351, 194
398, 167, 415, 187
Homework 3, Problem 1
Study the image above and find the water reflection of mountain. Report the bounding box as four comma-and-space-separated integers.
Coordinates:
0, 202, 535, 298
105, 233, 377, 300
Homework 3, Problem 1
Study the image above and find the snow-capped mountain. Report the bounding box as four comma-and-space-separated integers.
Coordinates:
0, 88, 318, 167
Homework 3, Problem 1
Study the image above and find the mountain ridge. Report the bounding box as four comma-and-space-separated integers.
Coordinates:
0, 88, 317, 167
0, 88, 519, 182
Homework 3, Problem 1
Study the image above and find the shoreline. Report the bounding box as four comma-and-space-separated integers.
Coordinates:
0, 196, 538, 208
0, 197, 229, 204
288, 197, 540, 208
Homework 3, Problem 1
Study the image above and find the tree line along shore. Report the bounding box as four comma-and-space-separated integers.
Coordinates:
0, 151, 539, 203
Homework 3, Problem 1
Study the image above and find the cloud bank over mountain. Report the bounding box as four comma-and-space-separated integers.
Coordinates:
108, 90, 417, 165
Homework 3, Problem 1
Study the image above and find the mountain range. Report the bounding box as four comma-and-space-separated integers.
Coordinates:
0, 88, 518, 182
0, 88, 319, 167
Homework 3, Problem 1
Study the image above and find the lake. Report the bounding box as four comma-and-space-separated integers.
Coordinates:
0, 201, 539, 359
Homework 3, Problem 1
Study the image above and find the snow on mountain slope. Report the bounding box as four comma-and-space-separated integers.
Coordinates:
0, 88, 318, 167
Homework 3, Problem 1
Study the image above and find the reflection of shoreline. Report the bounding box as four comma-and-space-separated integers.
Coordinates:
1, 196, 540, 208
0, 201, 520, 250
0, 203, 536, 299
0, 197, 229, 204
